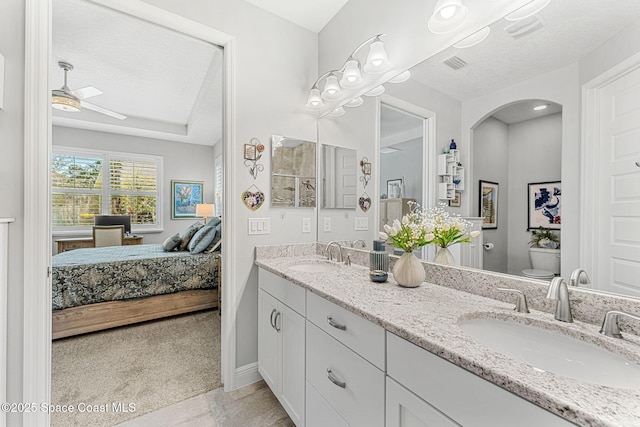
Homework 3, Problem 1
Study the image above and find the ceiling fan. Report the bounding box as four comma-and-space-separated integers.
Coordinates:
51, 61, 127, 120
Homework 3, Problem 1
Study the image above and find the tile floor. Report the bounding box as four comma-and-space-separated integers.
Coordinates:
116, 381, 295, 427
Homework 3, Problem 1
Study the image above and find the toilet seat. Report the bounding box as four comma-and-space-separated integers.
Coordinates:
522, 268, 555, 280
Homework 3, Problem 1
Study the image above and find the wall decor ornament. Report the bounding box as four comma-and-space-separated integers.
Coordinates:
241, 184, 265, 211
528, 181, 561, 230
359, 157, 372, 188
479, 180, 499, 229
359, 192, 372, 212
244, 137, 265, 180
171, 180, 204, 219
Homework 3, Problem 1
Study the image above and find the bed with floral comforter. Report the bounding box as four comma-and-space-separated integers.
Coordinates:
52, 244, 220, 311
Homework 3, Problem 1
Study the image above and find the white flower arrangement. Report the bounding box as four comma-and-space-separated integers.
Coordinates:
379, 202, 480, 252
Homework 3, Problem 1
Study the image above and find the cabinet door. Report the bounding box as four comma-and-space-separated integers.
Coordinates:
386, 377, 461, 427
278, 303, 305, 426
306, 381, 349, 427
258, 289, 279, 392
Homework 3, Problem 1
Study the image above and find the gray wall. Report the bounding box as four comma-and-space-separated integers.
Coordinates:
472, 117, 509, 274
380, 138, 423, 203
52, 126, 216, 250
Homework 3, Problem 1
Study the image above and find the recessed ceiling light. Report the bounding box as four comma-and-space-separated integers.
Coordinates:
533, 104, 548, 111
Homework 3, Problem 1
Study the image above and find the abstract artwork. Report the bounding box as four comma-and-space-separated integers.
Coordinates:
171, 180, 203, 219
528, 181, 561, 230
479, 180, 498, 229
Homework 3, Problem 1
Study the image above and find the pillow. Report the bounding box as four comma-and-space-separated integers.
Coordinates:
178, 221, 204, 251
162, 233, 181, 252
204, 223, 222, 253
189, 226, 217, 254
206, 217, 221, 228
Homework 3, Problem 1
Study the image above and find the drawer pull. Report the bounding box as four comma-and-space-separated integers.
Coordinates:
326, 368, 346, 389
327, 316, 347, 331
270, 309, 277, 329
274, 311, 281, 332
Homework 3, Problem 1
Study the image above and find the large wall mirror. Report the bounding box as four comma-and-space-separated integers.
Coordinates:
316, 0, 640, 299
272, 135, 316, 208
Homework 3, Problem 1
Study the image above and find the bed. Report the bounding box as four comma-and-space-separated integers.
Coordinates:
51, 243, 220, 339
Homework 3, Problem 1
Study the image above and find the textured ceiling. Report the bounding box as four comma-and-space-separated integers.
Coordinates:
52, 0, 223, 146
244, 0, 349, 32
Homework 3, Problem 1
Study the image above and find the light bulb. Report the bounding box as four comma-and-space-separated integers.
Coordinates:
440, 5, 456, 19
305, 88, 323, 110
340, 59, 363, 89
363, 38, 390, 74
321, 73, 342, 101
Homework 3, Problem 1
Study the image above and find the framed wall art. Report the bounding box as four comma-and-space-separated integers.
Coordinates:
449, 191, 462, 208
528, 181, 561, 230
387, 178, 403, 199
479, 180, 498, 229
171, 180, 203, 219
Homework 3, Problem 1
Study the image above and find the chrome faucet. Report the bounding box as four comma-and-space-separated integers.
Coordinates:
569, 268, 591, 287
351, 239, 366, 249
497, 288, 530, 313
600, 310, 640, 338
326, 241, 343, 262
546, 277, 573, 323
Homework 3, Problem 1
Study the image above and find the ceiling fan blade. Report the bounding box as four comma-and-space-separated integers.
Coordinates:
81, 101, 127, 120
71, 86, 103, 100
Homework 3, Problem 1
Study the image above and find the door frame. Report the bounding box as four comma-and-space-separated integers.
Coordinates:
581, 50, 640, 291
24, 1, 236, 424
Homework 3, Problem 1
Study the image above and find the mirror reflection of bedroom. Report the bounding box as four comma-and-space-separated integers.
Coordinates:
50, 1, 223, 425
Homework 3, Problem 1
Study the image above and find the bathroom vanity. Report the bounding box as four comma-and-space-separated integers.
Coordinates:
256, 243, 640, 427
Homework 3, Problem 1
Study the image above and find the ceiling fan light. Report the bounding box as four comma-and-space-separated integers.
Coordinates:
345, 97, 364, 108
52, 91, 81, 112
388, 70, 411, 84
504, 0, 551, 21
305, 88, 324, 110
428, 0, 468, 34
363, 39, 390, 74
340, 59, 363, 89
321, 73, 342, 101
453, 26, 491, 49
364, 85, 385, 97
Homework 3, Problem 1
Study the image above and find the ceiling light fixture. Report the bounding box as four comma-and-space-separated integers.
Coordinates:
504, 0, 551, 21
533, 104, 548, 111
428, 0, 469, 34
453, 26, 491, 48
51, 62, 81, 112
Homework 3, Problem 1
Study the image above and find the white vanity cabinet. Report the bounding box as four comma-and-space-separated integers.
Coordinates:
386, 333, 577, 427
258, 270, 306, 426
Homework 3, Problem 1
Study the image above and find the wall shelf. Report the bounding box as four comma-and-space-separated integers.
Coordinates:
437, 150, 464, 200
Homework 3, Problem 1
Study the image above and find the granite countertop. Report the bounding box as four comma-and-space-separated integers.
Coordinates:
255, 254, 640, 427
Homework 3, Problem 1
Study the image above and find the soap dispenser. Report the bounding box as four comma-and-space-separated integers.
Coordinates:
369, 240, 389, 283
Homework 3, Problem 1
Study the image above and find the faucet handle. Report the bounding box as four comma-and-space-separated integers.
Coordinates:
497, 288, 530, 313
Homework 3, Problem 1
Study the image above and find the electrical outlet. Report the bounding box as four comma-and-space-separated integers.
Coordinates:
302, 218, 311, 233
355, 217, 369, 231
323, 217, 332, 232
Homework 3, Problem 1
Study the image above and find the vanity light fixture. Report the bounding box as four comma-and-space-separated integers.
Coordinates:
453, 26, 491, 48
345, 97, 364, 108
364, 85, 386, 97
362, 36, 390, 74
504, 0, 552, 21
327, 107, 346, 117
533, 104, 548, 111
388, 70, 411, 84
321, 72, 342, 101
428, 0, 469, 34
305, 86, 324, 110
340, 59, 364, 89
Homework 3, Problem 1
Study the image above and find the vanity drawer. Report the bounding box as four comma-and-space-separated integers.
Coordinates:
387, 333, 577, 427
306, 321, 384, 427
306, 291, 385, 369
258, 269, 306, 316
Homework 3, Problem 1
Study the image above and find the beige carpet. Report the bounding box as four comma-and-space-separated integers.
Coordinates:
51, 310, 221, 427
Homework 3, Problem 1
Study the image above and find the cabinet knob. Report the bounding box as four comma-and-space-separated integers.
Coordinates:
327, 316, 347, 331
326, 368, 346, 389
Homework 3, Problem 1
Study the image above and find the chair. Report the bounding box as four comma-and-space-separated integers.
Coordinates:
93, 225, 125, 248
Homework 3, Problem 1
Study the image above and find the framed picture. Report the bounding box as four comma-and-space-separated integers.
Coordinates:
363, 162, 371, 175
243, 143, 257, 160
528, 181, 561, 230
171, 180, 204, 219
387, 178, 403, 199
449, 191, 462, 207
479, 180, 498, 229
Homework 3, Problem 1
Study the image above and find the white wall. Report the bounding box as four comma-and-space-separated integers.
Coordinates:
52, 126, 216, 249
507, 113, 562, 275
472, 117, 509, 274
0, 2, 25, 424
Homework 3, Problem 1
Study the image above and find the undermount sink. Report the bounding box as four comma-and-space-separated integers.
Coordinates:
459, 317, 640, 389
288, 260, 341, 273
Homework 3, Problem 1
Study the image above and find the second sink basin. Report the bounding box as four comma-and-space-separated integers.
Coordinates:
459, 317, 640, 389
288, 260, 342, 273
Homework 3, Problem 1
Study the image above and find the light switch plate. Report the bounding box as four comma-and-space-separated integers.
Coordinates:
323, 217, 332, 232
355, 217, 369, 231
248, 218, 270, 235
302, 218, 311, 233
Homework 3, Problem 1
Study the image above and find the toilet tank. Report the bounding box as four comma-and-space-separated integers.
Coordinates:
529, 248, 560, 274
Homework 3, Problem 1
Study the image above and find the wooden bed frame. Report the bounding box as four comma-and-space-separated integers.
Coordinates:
52, 288, 218, 339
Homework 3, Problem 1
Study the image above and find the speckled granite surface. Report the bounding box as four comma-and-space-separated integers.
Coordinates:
256, 243, 640, 427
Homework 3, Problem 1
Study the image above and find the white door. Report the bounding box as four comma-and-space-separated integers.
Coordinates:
257, 289, 279, 392
278, 303, 306, 426
596, 66, 640, 296
335, 148, 357, 208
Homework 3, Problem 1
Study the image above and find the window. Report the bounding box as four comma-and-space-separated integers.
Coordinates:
52, 147, 162, 232
215, 155, 223, 217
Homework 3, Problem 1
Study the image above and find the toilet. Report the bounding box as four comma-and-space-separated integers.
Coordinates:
522, 247, 560, 280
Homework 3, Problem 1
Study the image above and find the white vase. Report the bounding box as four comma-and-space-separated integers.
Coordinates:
393, 252, 425, 288
434, 246, 455, 265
